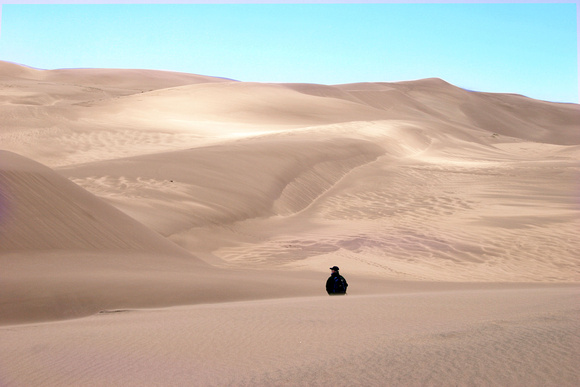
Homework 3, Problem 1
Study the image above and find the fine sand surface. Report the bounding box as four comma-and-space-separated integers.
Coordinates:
1, 287, 578, 386
1, 61, 579, 385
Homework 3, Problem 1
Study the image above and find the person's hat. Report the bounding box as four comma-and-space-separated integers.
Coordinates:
329, 266, 340, 271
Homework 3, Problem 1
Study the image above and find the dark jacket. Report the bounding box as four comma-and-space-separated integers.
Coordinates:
326, 272, 348, 295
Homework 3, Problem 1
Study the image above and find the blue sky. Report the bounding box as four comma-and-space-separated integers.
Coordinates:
0, 1, 577, 103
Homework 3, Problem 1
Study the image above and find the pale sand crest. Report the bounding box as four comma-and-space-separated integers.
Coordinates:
1, 61, 579, 385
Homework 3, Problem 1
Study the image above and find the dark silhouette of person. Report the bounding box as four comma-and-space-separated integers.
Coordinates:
326, 266, 348, 295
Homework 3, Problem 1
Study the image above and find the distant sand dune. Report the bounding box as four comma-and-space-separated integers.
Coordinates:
0, 61, 578, 385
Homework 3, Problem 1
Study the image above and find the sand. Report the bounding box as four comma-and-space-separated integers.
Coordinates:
1, 60, 579, 385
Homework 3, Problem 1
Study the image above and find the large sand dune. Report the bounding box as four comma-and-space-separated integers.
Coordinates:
1, 61, 579, 385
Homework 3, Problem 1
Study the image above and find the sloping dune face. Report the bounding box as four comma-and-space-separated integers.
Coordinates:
1, 60, 579, 319
0, 151, 195, 253
0, 150, 200, 323
0, 149, 327, 324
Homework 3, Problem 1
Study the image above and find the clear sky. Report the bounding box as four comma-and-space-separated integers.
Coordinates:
0, 1, 578, 103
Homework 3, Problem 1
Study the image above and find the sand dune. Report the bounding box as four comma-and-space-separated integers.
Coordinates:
1, 61, 579, 385
0, 150, 332, 324
0, 151, 195, 254
0, 60, 230, 91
